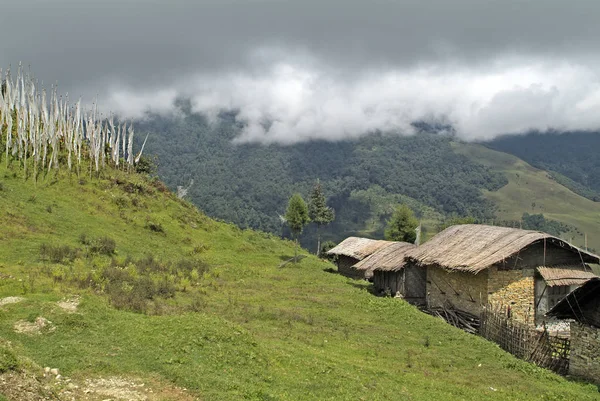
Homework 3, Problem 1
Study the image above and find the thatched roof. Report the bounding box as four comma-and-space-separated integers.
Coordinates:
404, 224, 600, 274
537, 267, 598, 287
354, 242, 417, 276
547, 277, 600, 328
326, 237, 395, 260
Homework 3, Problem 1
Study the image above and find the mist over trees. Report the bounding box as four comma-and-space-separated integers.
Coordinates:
134, 108, 507, 246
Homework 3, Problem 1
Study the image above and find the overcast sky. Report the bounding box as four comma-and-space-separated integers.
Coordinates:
2, 0, 600, 143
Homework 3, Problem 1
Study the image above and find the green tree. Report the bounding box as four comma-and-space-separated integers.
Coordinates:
308, 180, 335, 256
285, 193, 310, 262
385, 204, 419, 243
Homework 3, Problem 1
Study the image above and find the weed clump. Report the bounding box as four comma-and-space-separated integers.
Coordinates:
79, 234, 117, 256
0, 347, 18, 373
146, 221, 164, 234
39, 243, 80, 263
90, 237, 117, 256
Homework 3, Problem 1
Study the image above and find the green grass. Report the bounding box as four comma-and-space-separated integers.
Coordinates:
0, 162, 599, 400
455, 142, 600, 252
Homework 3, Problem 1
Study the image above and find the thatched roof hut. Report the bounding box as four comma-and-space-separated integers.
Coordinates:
404, 224, 599, 322
537, 267, 598, 288
353, 242, 416, 278
327, 237, 395, 260
405, 224, 599, 272
326, 237, 395, 279
364, 241, 425, 303
547, 277, 600, 328
547, 277, 600, 384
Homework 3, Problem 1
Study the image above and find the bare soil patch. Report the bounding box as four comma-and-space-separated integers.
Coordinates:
70, 376, 195, 401
57, 297, 80, 313
13, 317, 55, 335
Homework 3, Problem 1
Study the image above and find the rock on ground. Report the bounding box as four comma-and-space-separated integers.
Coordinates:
0, 297, 24, 307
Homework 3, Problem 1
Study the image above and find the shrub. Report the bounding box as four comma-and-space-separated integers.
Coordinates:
136, 254, 164, 273
0, 347, 18, 373
39, 243, 80, 263
146, 221, 164, 234
156, 276, 176, 298
78, 233, 91, 245
90, 236, 116, 256
114, 195, 129, 208
135, 156, 157, 175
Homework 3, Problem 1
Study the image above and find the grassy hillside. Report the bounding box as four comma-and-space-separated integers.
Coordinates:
487, 132, 600, 201
0, 163, 599, 400
455, 142, 600, 252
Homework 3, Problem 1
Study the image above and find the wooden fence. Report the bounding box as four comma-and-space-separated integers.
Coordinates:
479, 308, 570, 375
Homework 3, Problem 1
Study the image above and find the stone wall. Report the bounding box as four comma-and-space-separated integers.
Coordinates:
487, 267, 535, 325
426, 267, 488, 316
569, 323, 600, 384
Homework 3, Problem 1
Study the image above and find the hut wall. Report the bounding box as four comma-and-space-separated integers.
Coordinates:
373, 271, 403, 296
337, 255, 363, 279
487, 267, 535, 324
426, 267, 488, 316
404, 265, 426, 305
569, 323, 600, 384
501, 242, 585, 269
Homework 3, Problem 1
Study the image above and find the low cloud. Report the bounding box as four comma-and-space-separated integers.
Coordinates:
101, 51, 600, 144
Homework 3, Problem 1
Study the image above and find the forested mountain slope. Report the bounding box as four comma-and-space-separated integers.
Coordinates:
456, 143, 600, 251
137, 110, 600, 253
487, 132, 600, 201
136, 110, 506, 245
3, 163, 599, 400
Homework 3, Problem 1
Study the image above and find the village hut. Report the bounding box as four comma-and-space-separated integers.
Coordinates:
404, 224, 599, 324
351, 242, 422, 301
547, 278, 600, 384
326, 237, 395, 279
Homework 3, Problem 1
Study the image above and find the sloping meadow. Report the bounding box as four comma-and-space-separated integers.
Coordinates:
0, 164, 598, 400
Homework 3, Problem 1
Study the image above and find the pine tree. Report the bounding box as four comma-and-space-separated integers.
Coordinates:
385, 204, 419, 243
308, 180, 335, 256
285, 193, 310, 262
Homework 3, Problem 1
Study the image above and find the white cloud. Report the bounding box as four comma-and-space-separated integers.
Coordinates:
101, 51, 600, 144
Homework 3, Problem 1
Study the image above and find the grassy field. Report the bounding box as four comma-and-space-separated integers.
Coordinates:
0, 162, 599, 400
455, 142, 600, 252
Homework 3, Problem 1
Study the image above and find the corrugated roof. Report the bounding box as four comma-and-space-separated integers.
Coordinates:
353, 242, 417, 276
326, 237, 395, 260
537, 267, 598, 287
404, 224, 599, 274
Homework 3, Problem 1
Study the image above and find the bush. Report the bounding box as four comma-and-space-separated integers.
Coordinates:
135, 155, 157, 175
136, 254, 164, 273
39, 243, 80, 263
0, 347, 18, 373
146, 221, 164, 234
90, 236, 116, 256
